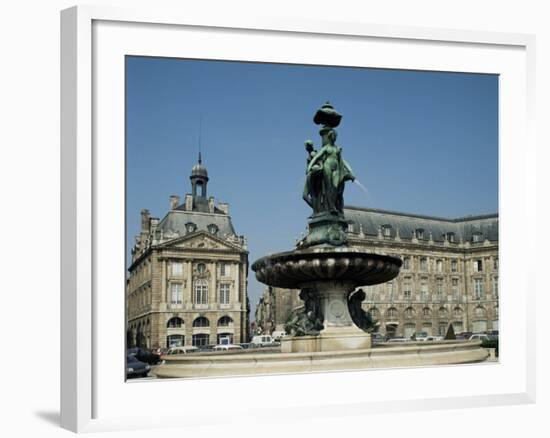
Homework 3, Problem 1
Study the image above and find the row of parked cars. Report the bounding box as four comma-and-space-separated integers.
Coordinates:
126, 337, 283, 378
371, 330, 499, 345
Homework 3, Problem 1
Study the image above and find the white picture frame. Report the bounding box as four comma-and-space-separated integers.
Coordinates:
60, 5, 536, 433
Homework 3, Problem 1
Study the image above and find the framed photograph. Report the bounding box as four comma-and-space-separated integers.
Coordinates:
61, 5, 536, 433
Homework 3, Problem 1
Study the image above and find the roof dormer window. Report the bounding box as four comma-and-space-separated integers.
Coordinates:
472, 232, 483, 243
415, 228, 424, 240
207, 224, 219, 235
382, 224, 392, 237
185, 222, 197, 233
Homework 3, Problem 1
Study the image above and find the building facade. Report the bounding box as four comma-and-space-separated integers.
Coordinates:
126, 155, 249, 349
255, 287, 301, 335
255, 206, 498, 338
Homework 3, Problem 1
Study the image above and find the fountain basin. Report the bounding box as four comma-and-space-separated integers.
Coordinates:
152, 340, 489, 379
251, 246, 402, 289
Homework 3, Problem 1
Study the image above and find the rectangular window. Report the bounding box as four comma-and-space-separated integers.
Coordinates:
420, 282, 428, 302
436, 260, 443, 273
219, 283, 231, 304
452, 278, 459, 300
473, 260, 483, 272
474, 279, 483, 300
436, 278, 444, 301
451, 260, 458, 272
172, 262, 183, 276
387, 282, 394, 301
195, 281, 208, 304
420, 258, 428, 271
220, 262, 230, 277
170, 283, 183, 305
493, 258, 499, 270
403, 282, 412, 300
493, 277, 499, 299
403, 257, 410, 270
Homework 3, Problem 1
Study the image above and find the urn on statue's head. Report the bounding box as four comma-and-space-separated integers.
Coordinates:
313, 101, 342, 128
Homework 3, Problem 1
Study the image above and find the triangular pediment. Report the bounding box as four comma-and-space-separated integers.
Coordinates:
157, 231, 244, 252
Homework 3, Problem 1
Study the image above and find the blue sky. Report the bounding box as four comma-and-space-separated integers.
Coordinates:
126, 56, 498, 317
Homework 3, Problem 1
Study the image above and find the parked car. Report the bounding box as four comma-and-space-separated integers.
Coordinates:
251, 335, 275, 346
153, 347, 169, 356
239, 343, 254, 349
213, 344, 244, 351
469, 333, 497, 341
126, 354, 151, 379
456, 332, 473, 340
164, 346, 199, 356
425, 335, 444, 341
387, 337, 409, 343
371, 332, 384, 343
411, 331, 429, 341
271, 331, 287, 341
127, 347, 161, 365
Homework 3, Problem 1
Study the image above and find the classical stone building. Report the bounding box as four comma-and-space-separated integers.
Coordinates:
126, 155, 249, 349
255, 206, 498, 338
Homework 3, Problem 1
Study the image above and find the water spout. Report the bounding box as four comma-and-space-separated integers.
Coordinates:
353, 179, 369, 197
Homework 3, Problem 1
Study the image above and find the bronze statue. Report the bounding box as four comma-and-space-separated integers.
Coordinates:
299, 102, 355, 247
305, 128, 355, 215
347, 289, 379, 333
285, 288, 324, 336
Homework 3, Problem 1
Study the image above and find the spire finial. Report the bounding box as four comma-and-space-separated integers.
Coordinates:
198, 116, 202, 164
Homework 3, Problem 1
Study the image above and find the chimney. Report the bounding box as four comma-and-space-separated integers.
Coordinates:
150, 217, 159, 232
140, 209, 150, 233
218, 202, 229, 215
185, 194, 193, 211
170, 195, 180, 210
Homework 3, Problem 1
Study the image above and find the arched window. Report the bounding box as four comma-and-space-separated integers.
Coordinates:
422, 307, 431, 317
193, 317, 210, 328
218, 316, 233, 327
474, 306, 487, 318
167, 317, 184, 328
439, 306, 448, 317
194, 279, 208, 304
453, 306, 463, 318
207, 224, 219, 235
386, 307, 398, 319
404, 307, 415, 319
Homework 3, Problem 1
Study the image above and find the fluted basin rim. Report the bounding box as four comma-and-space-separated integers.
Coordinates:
252, 246, 402, 289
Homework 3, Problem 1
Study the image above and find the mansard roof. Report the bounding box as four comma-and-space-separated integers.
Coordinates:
157, 209, 236, 238
344, 206, 498, 243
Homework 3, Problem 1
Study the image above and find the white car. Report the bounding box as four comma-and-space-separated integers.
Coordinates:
213, 344, 244, 351
164, 346, 199, 355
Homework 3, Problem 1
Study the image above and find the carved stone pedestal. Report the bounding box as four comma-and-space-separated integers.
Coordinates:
282, 280, 372, 353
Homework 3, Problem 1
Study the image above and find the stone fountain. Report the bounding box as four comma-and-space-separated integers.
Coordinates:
152, 103, 488, 379
252, 102, 402, 353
